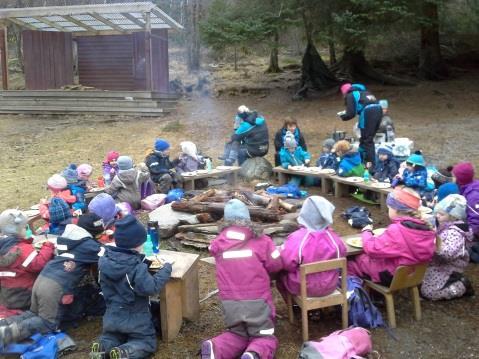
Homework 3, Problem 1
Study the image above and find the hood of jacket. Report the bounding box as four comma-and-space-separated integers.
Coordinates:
100, 246, 144, 281
395, 216, 436, 262
116, 168, 138, 185
348, 83, 366, 93
342, 150, 362, 166
0, 235, 19, 256
57, 224, 94, 251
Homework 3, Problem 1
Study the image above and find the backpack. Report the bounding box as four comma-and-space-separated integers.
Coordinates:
1, 332, 76, 358
341, 206, 373, 229
347, 276, 384, 329
298, 327, 372, 359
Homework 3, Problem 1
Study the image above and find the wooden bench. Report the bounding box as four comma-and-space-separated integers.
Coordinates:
273, 166, 336, 194
181, 166, 240, 190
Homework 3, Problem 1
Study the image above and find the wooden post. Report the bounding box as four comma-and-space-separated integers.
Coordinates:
144, 11, 153, 91
0, 26, 8, 90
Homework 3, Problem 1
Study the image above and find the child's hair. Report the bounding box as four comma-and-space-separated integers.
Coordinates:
333, 140, 351, 155
283, 117, 298, 128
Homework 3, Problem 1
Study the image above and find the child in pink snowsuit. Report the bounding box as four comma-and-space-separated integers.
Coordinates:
201, 199, 283, 359
348, 186, 436, 285
277, 196, 346, 299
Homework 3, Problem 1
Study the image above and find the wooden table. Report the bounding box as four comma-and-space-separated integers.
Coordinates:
85, 188, 105, 203
181, 167, 240, 190
156, 250, 200, 342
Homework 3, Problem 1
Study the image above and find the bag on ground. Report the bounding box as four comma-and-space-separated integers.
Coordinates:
347, 276, 384, 329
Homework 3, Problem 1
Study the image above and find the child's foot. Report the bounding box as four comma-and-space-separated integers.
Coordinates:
241, 352, 260, 359
110, 347, 129, 359
0, 323, 19, 348
90, 342, 106, 359
200, 340, 215, 359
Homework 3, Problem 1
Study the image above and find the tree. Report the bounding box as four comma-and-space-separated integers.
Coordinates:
186, 0, 202, 72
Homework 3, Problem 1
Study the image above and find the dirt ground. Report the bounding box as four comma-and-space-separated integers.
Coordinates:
1, 67, 479, 358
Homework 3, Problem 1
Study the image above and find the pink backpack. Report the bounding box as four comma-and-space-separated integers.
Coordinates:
299, 327, 372, 359
141, 194, 166, 211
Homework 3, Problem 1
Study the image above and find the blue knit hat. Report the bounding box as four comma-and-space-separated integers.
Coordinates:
224, 199, 250, 222
155, 139, 170, 152
406, 152, 425, 167
437, 182, 460, 202
62, 164, 78, 184
114, 215, 147, 249
49, 197, 72, 224
117, 156, 133, 171
377, 144, 393, 157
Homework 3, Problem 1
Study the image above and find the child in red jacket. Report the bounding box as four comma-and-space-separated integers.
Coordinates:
0, 209, 54, 311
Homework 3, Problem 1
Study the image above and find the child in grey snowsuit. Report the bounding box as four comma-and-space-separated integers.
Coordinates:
91, 215, 172, 359
145, 139, 182, 194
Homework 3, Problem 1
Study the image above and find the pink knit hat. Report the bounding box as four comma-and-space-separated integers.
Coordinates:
47, 174, 67, 191
77, 164, 93, 180
105, 151, 119, 163
452, 162, 475, 186
340, 83, 352, 95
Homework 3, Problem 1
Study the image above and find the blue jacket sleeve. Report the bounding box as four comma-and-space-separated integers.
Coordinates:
231, 122, 254, 142
131, 262, 172, 297
279, 149, 291, 169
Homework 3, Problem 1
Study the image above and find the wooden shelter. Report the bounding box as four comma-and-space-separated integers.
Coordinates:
0, 2, 183, 115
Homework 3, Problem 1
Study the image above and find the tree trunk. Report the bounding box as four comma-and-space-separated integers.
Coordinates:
234, 46, 238, 71
186, 0, 201, 72
417, 1, 448, 80
266, 29, 282, 73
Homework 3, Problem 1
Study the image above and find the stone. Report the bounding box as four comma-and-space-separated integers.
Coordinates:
148, 203, 199, 238
239, 157, 273, 181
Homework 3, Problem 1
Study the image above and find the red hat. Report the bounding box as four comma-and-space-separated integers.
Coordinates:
452, 162, 475, 186
106, 151, 120, 163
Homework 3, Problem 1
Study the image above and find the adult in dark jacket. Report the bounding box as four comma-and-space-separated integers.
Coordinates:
223, 110, 269, 166
273, 118, 307, 166
339, 83, 382, 168
0, 213, 104, 348
92, 215, 172, 359
145, 139, 181, 193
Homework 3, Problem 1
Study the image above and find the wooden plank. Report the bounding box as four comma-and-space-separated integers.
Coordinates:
121, 12, 145, 27
181, 260, 200, 321
90, 13, 127, 33
0, 90, 177, 99
33, 17, 65, 32
7, 17, 37, 30
159, 279, 183, 342
62, 15, 96, 32
0, 27, 7, 90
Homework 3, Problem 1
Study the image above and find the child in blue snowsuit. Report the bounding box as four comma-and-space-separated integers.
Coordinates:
373, 144, 399, 182
92, 215, 172, 359
62, 164, 86, 212
316, 138, 337, 170
395, 152, 433, 197
279, 131, 313, 186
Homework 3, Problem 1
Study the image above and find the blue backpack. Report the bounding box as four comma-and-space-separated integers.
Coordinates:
347, 276, 384, 329
1, 332, 76, 358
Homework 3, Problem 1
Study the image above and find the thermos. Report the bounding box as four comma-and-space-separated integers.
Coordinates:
205, 158, 212, 172
147, 221, 160, 254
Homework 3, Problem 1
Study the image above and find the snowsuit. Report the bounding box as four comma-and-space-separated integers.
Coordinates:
316, 152, 338, 170
97, 246, 171, 358
1, 225, 102, 341
274, 127, 307, 166
175, 153, 208, 189
459, 180, 479, 237
277, 227, 346, 298
373, 155, 400, 182
0, 236, 54, 310
401, 167, 429, 193
145, 151, 181, 193
208, 224, 283, 359
421, 221, 471, 300
104, 168, 150, 210
340, 84, 382, 165
67, 183, 86, 212
348, 217, 436, 285
337, 151, 365, 177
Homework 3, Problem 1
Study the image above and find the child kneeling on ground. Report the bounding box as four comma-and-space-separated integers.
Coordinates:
201, 199, 283, 359
91, 215, 172, 359
421, 194, 474, 300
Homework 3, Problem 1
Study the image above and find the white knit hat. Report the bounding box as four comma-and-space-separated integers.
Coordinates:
434, 194, 468, 220
0, 209, 28, 237
47, 174, 67, 191
238, 105, 249, 113
180, 141, 198, 160
283, 131, 297, 149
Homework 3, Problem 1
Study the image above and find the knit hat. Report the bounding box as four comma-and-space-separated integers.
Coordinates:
77, 212, 104, 236
434, 194, 467, 220
88, 193, 119, 225
333, 140, 351, 155
431, 166, 453, 187
62, 164, 78, 184
237, 105, 250, 120
283, 131, 297, 149
180, 141, 198, 159
340, 83, 352, 95
386, 187, 421, 212
114, 215, 147, 249
406, 151, 425, 167
322, 138, 336, 151
437, 182, 460, 202
377, 144, 393, 157
379, 99, 389, 109
106, 151, 120, 163
49, 197, 72, 224
77, 164, 93, 180
47, 174, 67, 191
117, 156, 133, 171
452, 162, 475, 186
224, 199, 250, 222
298, 196, 335, 231
154, 138, 170, 152
0, 209, 28, 237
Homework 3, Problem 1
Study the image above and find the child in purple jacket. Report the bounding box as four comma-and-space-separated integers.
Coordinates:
348, 186, 436, 285
201, 199, 283, 359
421, 194, 474, 300
277, 196, 346, 299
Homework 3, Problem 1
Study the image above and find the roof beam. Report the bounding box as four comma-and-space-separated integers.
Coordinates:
33, 16, 65, 32
151, 7, 183, 30
121, 12, 144, 28
7, 17, 38, 31
62, 15, 97, 32
90, 13, 126, 33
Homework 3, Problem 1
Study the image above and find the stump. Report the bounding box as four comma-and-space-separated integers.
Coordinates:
239, 157, 273, 181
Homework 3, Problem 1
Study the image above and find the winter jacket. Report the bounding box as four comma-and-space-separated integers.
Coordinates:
279, 147, 311, 169
316, 152, 338, 170
39, 224, 102, 295
460, 180, 479, 236
209, 225, 283, 315
337, 151, 365, 177
231, 113, 269, 157
421, 221, 471, 299
67, 183, 86, 212
278, 227, 346, 297
102, 162, 119, 184
105, 168, 150, 210
340, 84, 380, 129
373, 157, 400, 182
0, 236, 54, 309
274, 127, 307, 153
175, 154, 204, 174
145, 151, 175, 183
401, 167, 429, 192
348, 217, 436, 283
39, 190, 76, 220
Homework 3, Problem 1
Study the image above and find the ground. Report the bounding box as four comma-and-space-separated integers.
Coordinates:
1, 65, 479, 358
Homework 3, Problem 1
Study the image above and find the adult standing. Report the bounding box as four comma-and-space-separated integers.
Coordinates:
338, 83, 382, 168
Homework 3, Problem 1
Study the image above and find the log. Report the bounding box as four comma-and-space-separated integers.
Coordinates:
196, 213, 215, 223
242, 191, 271, 207
177, 223, 219, 234
278, 199, 296, 212
171, 201, 282, 222
175, 232, 216, 244
191, 189, 216, 202
267, 196, 280, 211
